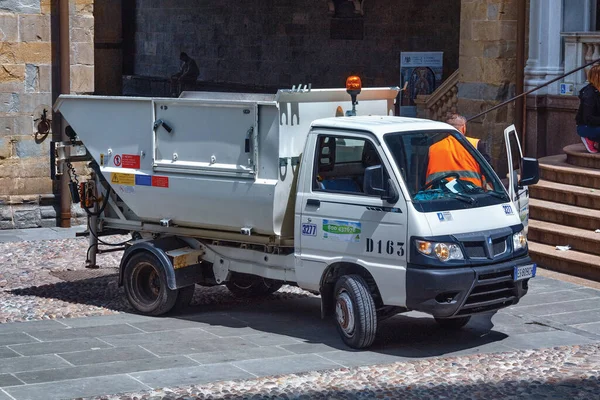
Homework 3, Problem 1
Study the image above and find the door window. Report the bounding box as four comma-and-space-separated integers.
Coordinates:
313, 135, 383, 195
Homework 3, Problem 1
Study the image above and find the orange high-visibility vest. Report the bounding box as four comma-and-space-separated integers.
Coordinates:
426, 136, 483, 187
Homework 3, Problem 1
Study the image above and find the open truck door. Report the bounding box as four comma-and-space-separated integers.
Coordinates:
504, 124, 540, 234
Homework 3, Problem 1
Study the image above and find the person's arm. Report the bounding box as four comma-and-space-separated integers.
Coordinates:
580, 91, 600, 126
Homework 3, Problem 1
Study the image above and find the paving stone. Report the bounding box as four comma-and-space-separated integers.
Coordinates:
203, 337, 260, 352
5, 374, 148, 400
15, 355, 198, 384
0, 332, 39, 346
501, 330, 595, 350
515, 289, 597, 307
58, 345, 156, 366
243, 332, 303, 346
280, 342, 346, 355
0, 390, 12, 400
28, 324, 143, 341
199, 325, 261, 338
102, 328, 216, 347
131, 318, 217, 332
141, 339, 216, 357
0, 354, 71, 374
0, 320, 67, 333
9, 337, 112, 356
545, 309, 600, 326
188, 346, 294, 365
512, 298, 600, 316
232, 354, 340, 377
60, 313, 156, 328
318, 349, 422, 368
573, 321, 600, 335
130, 363, 253, 388
0, 373, 23, 387
0, 347, 19, 359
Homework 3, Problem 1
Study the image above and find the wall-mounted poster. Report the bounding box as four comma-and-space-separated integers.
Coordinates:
400, 52, 443, 117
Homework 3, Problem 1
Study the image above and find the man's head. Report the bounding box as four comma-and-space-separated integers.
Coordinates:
445, 113, 467, 135
588, 64, 600, 90
180, 52, 189, 62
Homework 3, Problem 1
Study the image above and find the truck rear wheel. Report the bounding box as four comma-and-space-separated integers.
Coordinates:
123, 252, 178, 316
434, 316, 471, 329
334, 275, 377, 349
225, 272, 283, 297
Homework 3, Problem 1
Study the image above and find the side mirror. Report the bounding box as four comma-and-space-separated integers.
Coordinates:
518, 157, 539, 187
364, 165, 399, 203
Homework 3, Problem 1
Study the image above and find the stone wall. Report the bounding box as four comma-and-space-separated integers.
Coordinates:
457, 0, 520, 174
129, 0, 461, 90
0, 0, 94, 229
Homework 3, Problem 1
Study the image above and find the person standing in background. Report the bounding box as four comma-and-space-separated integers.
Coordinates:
170, 52, 200, 97
575, 64, 600, 154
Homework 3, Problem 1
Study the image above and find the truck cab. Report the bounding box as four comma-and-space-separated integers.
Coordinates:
294, 116, 539, 348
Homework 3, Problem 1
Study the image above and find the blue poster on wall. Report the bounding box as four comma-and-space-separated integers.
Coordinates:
400, 52, 444, 117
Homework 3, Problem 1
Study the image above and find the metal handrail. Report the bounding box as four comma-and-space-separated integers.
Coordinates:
467, 57, 600, 122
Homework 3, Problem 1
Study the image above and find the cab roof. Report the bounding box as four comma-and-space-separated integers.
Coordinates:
310, 115, 454, 137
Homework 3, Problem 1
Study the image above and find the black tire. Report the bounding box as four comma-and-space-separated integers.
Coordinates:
225, 272, 283, 297
123, 252, 178, 316
172, 284, 196, 312
434, 316, 471, 329
333, 274, 377, 349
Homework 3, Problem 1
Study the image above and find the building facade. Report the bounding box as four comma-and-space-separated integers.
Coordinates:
0, 0, 598, 229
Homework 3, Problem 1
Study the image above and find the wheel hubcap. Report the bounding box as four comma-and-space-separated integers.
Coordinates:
336, 290, 355, 337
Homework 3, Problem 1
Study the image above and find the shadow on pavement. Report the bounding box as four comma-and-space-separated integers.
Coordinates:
9, 277, 507, 357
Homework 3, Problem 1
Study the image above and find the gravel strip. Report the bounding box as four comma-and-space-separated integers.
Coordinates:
84, 343, 600, 400
0, 237, 315, 323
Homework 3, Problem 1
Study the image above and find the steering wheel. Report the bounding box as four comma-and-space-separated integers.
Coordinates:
420, 172, 460, 192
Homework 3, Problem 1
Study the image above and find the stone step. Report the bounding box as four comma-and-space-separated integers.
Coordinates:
529, 241, 600, 282
529, 179, 600, 209
528, 219, 600, 257
564, 143, 600, 169
539, 154, 600, 189
529, 198, 600, 231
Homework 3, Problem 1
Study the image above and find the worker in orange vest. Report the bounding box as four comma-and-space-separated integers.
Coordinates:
425, 114, 491, 188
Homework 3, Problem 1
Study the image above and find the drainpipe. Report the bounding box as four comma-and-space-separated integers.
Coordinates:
59, 0, 71, 227
515, 0, 527, 152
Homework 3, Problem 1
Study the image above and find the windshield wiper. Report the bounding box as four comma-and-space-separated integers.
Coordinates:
450, 192, 476, 204
486, 191, 509, 201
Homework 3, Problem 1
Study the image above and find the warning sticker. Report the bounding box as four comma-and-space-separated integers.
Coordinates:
152, 176, 169, 188
135, 175, 152, 186
122, 154, 141, 169
111, 172, 135, 186
113, 155, 122, 166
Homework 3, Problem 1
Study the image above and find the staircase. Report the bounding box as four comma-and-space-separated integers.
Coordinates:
528, 143, 600, 281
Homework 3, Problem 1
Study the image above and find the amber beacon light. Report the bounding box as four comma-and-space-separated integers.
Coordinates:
345, 75, 362, 116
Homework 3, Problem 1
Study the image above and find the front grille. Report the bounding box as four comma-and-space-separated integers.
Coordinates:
462, 236, 508, 260
464, 241, 486, 259
456, 268, 517, 315
492, 237, 507, 257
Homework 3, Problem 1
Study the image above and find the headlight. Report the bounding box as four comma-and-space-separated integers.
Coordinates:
513, 230, 527, 250
416, 240, 464, 262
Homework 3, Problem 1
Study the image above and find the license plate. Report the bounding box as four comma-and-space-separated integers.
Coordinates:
514, 264, 536, 281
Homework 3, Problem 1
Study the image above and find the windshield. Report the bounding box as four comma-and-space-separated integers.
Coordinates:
383, 130, 509, 212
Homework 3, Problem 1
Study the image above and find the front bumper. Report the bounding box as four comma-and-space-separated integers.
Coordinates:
406, 256, 534, 318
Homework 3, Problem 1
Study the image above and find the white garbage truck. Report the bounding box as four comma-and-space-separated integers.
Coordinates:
52, 77, 539, 348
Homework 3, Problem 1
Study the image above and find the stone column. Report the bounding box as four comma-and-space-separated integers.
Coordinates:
524, 0, 564, 95
457, 0, 520, 175
0, 0, 94, 229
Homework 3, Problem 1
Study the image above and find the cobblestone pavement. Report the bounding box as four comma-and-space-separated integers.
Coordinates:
1, 233, 599, 400
85, 344, 600, 400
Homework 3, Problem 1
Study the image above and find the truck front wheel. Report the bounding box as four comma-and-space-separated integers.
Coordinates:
225, 272, 283, 297
123, 252, 178, 316
334, 275, 377, 349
